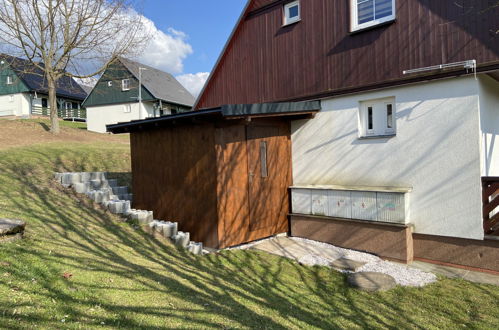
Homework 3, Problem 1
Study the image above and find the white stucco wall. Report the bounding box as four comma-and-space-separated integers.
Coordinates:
86, 102, 155, 133
291, 76, 484, 240
478, 75, 499, 177
0, 93, 30, 117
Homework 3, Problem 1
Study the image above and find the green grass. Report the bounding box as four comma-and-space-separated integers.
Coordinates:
15, 118, 88, 130
0, 129, 498, 328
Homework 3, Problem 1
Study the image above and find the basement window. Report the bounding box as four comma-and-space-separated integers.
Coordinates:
6, 75, 13, 85
351, 0, 395, 32
124, 104, 131, 113
283, 1, 300, 26
358, 97, 396, 138
121, 79, 130, 91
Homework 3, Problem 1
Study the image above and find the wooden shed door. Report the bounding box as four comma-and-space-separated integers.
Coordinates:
246, 124, 290, 235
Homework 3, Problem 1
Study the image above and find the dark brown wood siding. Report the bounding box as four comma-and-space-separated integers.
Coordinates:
197, 0, 499, 109
130, 124, 219, 247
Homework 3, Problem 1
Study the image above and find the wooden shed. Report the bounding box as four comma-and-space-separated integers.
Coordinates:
108, 102, 320, 248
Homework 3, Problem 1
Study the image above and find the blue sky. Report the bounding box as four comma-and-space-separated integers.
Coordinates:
143, 0, 246, 74
137, 0, 247, 96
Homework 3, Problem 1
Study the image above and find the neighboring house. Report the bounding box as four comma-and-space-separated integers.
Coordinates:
108, 1, 499, 272
83, 57, 195, 133
0, 54, 87, 119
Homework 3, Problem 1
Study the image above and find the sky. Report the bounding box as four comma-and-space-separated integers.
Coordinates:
136, 0, 247, 97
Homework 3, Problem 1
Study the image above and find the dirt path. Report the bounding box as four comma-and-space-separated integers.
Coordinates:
0, 118, 129, 150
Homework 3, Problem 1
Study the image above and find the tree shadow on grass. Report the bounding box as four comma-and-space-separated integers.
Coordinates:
0, 145, 498, 328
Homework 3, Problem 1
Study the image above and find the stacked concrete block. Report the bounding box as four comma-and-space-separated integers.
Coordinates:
54, 172, 205, 256
126, 209, 153, 224
107, 200, 130, 214
174, 231, 190, 248
73, 182, 91, 194
161, 222, 178, 239
188, 242, 203, 255
112, 186, 128, 195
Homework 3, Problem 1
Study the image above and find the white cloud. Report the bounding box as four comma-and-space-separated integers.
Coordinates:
137, 18, 193, 75
176, 72, 210, 98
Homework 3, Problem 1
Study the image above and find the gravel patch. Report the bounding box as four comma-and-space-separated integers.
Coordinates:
291, 237, 437, 287
232, 236, 437, 287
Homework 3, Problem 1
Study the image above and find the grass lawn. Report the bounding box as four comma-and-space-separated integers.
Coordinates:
0, 119, 498, 329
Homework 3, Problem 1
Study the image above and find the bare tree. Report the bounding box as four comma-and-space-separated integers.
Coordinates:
0, 0, 149, 133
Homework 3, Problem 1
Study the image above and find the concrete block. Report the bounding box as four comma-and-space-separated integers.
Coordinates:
128, 210, 151, 224
61, 173, 73, 185
107, 201, 130, 214
69, 173, 81, 185
161, 222, 178, 238
90, 179, 102, 190
54, 172, 63, 182
79, 172, 91, 183
112, 186, 128, 195
107, 179, 118, 187
91, 172, 106, 181
148, 220, 160, 232
188, 242, 203, 255
174, 231, 190, 248
73, 182, 90, 194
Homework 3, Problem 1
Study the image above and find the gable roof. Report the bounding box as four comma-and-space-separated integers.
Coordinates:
119, 57, 195, 107
0, 54, 87, 100
193, 0, 252, 109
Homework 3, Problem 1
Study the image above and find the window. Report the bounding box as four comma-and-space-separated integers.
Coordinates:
121, 79, 130, 91
124, 104, 131, 113
358, 97, 396, 137
283, 1, 300, 26
6, 75, 13, 85
351, 0, 395, 32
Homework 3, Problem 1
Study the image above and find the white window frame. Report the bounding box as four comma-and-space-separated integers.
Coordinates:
283, 0, 300, 26
121, 79, 130, 91
358, 97, 396, 138
6, 75, 13, 85
124, 104, 132, 113
351, 0, 396, 32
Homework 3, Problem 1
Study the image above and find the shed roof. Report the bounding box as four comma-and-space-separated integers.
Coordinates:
107, 101, 321, 134
0, 54, 87, 100
119, 57, 195, 107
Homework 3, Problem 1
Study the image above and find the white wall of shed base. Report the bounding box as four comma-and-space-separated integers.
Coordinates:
479, 75, 499, 177
291, 76, 484, 240
86, 102, 155, 133
0, 93, 30, 117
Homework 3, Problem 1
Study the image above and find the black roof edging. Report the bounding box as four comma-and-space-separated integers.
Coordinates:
106, 101, 321, 134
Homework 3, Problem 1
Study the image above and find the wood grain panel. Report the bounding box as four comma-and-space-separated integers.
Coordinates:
130, 124, 219, 247
197, 0, 499, 109
215, 119, 292, 248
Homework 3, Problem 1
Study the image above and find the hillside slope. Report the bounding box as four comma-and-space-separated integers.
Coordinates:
0, 119, 498, 329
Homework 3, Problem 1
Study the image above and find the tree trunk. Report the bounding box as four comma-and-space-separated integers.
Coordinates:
48, 77, 60, 134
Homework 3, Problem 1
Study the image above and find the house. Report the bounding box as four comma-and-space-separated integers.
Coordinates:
83, 57, 195, 133
0, 54, 87, 119
108, 0, 499, 272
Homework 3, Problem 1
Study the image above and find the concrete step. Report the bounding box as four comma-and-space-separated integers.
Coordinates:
112, 186, 128, 195
55, 172, 202, 256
